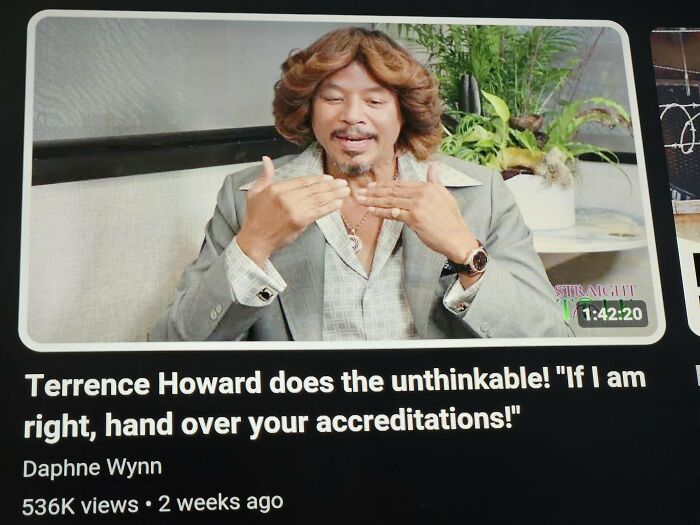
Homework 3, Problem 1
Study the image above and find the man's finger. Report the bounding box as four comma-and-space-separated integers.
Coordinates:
367, 206, 410, 222
355, 195, 413, 210
358, 184, 418, 199
289, 178, 347, 205
368, 180, 423, 189
305, 198, 344, 222
305, 177, 348, 195
426, 163, 441, 184
275, 174, 335, 192
250, 156, 275, 194
251, 156, 275, 191
298, 183, 350, 208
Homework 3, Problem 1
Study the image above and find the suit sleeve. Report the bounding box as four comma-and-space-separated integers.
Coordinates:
454, 172, 574, 338
148, 169, 281, 342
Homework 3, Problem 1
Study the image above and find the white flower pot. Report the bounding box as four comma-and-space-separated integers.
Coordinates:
504, 174, 575, 231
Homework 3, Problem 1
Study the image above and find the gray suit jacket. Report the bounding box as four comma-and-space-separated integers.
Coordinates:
149, 150, 571, 341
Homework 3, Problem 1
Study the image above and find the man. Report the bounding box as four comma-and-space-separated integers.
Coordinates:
149, 27, 571, 341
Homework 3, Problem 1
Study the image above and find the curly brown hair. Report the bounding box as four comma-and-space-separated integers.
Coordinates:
273, 27, 442, 161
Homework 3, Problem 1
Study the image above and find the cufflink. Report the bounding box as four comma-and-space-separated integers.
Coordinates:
441, 260, 456, 277
453, 302, 468, 312
256, 287, 273, 302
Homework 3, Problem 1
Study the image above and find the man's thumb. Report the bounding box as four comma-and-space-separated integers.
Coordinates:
251, 156, 275, 192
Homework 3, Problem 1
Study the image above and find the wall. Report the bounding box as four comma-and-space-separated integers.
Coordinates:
33, 17, 365, 140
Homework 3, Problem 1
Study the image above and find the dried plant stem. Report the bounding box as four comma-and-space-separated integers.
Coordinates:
567, 28, 606, 103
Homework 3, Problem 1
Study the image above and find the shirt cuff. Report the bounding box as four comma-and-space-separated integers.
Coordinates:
224, 237, 287, 307
443, 273, 485, 316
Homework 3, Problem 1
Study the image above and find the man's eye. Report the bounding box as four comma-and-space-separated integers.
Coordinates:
324, 97, 342, 103
368, 100, 385, 106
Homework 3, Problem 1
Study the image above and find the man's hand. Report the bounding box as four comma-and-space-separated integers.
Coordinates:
236, 156, 350, 266
357, 163, 480, 280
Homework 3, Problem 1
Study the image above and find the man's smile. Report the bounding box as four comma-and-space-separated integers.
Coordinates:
332, 129, 377, 153
335, 136, 373, 152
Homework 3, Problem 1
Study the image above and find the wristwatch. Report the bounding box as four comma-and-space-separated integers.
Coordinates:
446, 241, 488, 277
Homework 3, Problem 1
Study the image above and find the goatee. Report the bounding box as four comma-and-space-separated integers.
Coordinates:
337, 162, 371, 175
326, 153, 371, 175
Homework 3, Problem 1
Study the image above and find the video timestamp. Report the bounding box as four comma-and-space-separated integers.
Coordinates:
577, 300, 649, 328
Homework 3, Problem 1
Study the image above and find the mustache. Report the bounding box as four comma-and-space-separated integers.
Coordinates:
331, 127, 377, 140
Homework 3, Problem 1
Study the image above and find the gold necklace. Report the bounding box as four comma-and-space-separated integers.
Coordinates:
335, 164, 398, 254
340, 210, 371, 253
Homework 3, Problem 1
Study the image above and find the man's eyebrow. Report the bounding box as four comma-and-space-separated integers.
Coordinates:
363, 86, 390, 95
319, 83, 389, 94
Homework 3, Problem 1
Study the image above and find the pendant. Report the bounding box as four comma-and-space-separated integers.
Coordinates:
348, 233, 363, 253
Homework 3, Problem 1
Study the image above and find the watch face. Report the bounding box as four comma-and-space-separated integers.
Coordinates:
472, 249, 488, 272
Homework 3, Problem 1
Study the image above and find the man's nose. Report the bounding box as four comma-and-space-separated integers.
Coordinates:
340, 97, 366, 124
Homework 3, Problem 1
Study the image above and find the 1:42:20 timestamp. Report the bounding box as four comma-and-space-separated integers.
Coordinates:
577, 300, 648, 328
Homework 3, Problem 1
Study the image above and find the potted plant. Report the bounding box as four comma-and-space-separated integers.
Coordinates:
393, 24, 580, 119
391, 24, 632, 230
442, 91, 631, 230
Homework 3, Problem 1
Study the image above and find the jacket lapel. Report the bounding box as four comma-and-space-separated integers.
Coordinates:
402, 228, 447, 339
270, 223, 325, 341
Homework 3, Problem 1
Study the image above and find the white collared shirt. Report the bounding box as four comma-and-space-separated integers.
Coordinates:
223, 144, 483, 341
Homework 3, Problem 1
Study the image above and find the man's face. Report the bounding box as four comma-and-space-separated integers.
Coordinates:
311, 61, 403, 175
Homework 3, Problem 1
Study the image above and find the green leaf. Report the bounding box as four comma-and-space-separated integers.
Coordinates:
565, 143, 618, 162
546, 99, 582, 145
463, 125, 491, 142
481, 90, 511, 122
456, 113, 488, 134
509, 129, 538, 152
585, 97, 631, 123
474, 138, 496, 149
485, 155, 502, 170
545, 96, 632, 152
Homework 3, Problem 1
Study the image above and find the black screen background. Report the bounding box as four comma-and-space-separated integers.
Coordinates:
1, 2, 699, 523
